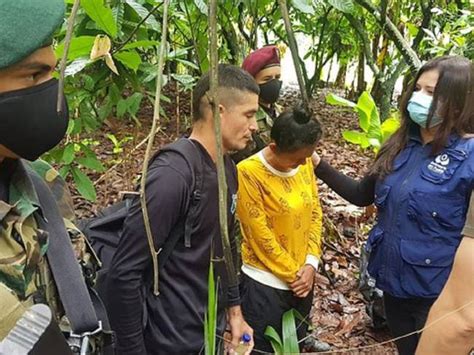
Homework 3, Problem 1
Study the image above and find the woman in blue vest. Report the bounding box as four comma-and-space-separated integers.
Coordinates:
312, 55, 473, 355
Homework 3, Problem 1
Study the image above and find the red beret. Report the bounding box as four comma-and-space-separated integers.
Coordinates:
242, 46, 281, 78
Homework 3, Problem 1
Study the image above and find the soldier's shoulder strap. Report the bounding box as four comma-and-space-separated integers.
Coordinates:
25, 163, 101, 335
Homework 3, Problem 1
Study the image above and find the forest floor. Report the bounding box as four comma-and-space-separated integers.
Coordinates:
71, 84, 397, 354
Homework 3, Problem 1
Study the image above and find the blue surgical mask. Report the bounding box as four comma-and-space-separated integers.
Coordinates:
407, 91, 443, 128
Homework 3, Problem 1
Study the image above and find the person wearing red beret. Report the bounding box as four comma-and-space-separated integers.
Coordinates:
231, 46, 283, 163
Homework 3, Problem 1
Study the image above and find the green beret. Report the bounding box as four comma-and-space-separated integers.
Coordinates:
0, 0, 65, 69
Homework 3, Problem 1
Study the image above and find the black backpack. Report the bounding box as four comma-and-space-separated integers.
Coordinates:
79, 138, 204, 299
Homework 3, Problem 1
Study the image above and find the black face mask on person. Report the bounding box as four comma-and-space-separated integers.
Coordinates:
0, 78, 69, 161
259, 78, 282, 105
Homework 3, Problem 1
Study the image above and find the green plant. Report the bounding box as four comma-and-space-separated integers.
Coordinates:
204, 262, 218, 355
106, 134, 133, 154
326, 91, 400, 152
264, 309, 306, 355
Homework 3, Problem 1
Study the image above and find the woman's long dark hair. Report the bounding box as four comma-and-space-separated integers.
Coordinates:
370, 56, 473, 177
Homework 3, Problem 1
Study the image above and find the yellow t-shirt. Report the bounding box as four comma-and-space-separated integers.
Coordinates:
237, 151, 323, 285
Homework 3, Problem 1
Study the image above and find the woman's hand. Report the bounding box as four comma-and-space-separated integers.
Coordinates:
312, 151, 321, 168
290, 265, 315, 298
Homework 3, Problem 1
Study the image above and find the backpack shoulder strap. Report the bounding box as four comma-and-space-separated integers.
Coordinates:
155, 138, 204, 267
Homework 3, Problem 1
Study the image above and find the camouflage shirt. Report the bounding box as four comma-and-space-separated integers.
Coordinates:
0, 159, 93, 339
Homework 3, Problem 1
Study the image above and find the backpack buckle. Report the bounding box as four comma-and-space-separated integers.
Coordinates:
192, 190, 201, 203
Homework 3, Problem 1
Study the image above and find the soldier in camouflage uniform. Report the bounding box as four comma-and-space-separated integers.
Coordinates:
0, 0, 102, 351
232, 46, 283, 163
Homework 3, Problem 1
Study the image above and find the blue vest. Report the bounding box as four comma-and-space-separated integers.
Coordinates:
367, 133, 474, 298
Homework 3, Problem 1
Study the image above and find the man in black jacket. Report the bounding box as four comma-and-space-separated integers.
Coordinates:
107, 64, 260, 354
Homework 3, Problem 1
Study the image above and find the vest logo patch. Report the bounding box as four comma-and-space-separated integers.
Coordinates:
428, 154, 450, 174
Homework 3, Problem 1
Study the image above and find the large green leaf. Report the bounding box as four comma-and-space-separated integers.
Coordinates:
327, 0, 355, 13
264, 326, 283, 354
326, 93, 356, 108
124, 0, 160, 31
282, 310, 299, 354
342, 130, 371, 148
71, 166, 96, 201
81, 0, 118, 38
355, 91, 376, 133
62, 144, 76, 165
291, 0, 315, 14
114, 50, 142, 72
56, 36, 96, 61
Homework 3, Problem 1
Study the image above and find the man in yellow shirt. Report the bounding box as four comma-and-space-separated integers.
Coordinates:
237, 106, 323, 352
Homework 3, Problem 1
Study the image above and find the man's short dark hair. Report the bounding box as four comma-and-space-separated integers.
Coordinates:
192, 64, 260, 121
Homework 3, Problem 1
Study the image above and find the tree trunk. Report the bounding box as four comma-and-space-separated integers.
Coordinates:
356, 50, 366, 95
335, 62, 347, 89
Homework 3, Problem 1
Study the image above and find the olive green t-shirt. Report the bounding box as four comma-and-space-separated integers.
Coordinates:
462, 192, 474, 238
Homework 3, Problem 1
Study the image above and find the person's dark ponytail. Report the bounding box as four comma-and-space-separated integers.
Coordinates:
271, 105, 322, 152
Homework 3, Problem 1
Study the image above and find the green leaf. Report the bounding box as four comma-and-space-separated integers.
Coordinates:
81, 0, 118, 38
59, 166, 70, 179
327, 0, 355, 13
127, 93, 143, 116
282, 310, 299, 354
264, 326, 283, 355
174, 58, 200, 70
381, 117, 400, 142
77, 156, 105, 172
194, 0, 208, 15
62, 144, 76, 165
343, 130, 370, 148
171, 74, 196, 87
122, 40, 159, 50
124, 0, 160, 30
56, 36, 96, 61
406, 23, 419, 37
355, 91, 377, 133
71, 166, 96, 201
65, 58, 92, 77
204, 263, 217, 355
117, 99, 128, 118
291, 0, 314, 14
326, 93, 356, 108
114, 50, 142, 72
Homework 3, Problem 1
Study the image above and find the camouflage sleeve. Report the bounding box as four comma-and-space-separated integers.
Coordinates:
462, 191, 474, 238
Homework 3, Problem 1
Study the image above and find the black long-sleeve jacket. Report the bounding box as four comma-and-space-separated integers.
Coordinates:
106, 141, 239, 354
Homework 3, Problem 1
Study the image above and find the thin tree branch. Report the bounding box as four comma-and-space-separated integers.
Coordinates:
345, 14, 380, 76
57, 0, 81, 113
278, 0, 310, 107
354, 0, 421, 70
139, 0, 171, 297
112, 2, 163, 54
184, 0, 203, 72
208, 0, 238, 287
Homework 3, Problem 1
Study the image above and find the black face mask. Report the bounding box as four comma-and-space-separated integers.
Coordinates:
0, 78, 69, 161
259, 78, 282, 105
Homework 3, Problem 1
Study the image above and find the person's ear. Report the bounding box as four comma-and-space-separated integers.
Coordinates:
218, 104, 226, 115
268, 142, 278, 153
